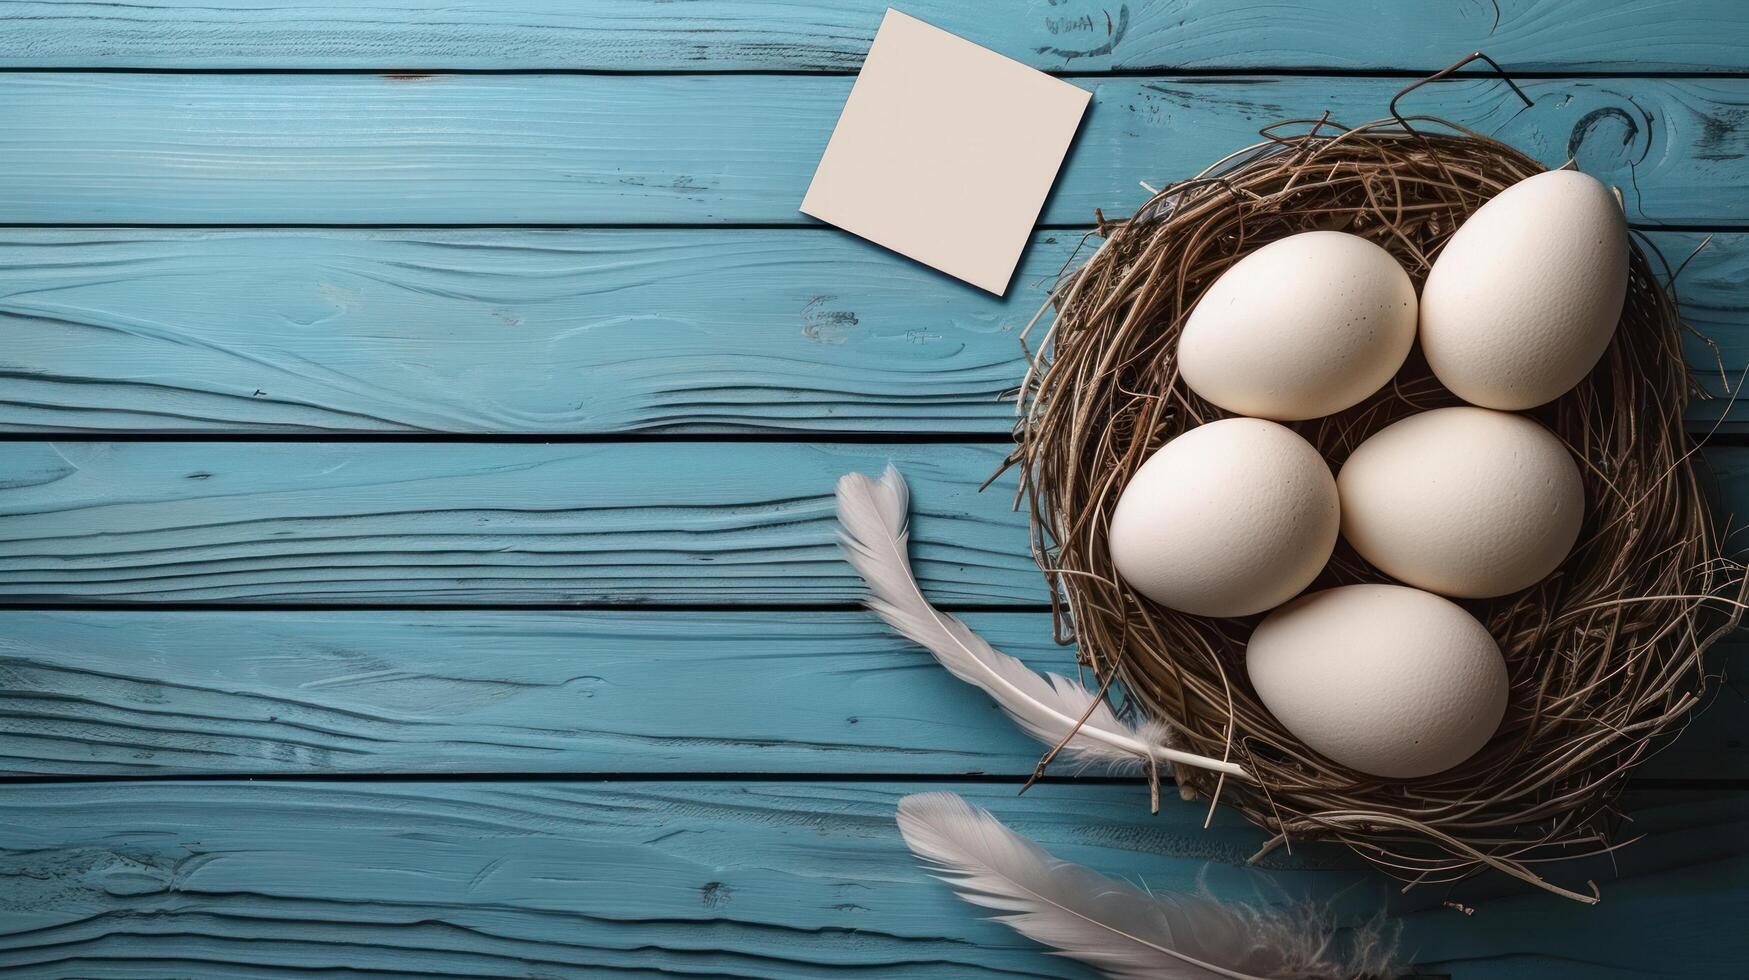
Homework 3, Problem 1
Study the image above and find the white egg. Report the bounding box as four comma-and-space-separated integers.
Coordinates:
1109, 417, 1338, 617
1420, 169, 1628, 410
1338, 406, 1584, 598
1179, 231, 1417, 421
1247, 584, 1508, 778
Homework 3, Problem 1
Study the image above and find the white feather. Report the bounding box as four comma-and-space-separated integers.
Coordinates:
896, 792, 1397, 980
835, 465, 1248, 780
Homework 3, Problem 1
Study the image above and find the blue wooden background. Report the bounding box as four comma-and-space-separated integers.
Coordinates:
2, 2, 1747, 977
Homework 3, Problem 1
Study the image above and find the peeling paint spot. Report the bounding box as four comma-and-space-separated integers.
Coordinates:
617, 175, 713, 193
700, 880, 733, 909
801, 295, 861, 344
1697, 109, 1748, 162
1037, 4, 1129, 61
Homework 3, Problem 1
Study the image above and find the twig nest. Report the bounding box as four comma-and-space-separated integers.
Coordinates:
1010, 119, 1743, 898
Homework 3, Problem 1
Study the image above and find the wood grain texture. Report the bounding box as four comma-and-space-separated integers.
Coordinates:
0, 780, 1359, 980
0, 441, 1037, 605
0, 780, 1744, 979
0, 228, 1072, 434
0, 610, 1062, 776
3, 1, 1747, 72
1, 228, 1745, 433
4, 73, 1745, 225
1, 609, 1741, 780
1, 441, 1747, 607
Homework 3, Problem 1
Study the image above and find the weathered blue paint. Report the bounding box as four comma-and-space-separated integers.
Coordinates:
0, 610, 1072, 776
0, 228, 1072, 433
1, 228, 1744, 434
3, 1, 1747, 73
0, 441, 1036, 604
0, 780, 1744, 978
2, 74, 1742, 225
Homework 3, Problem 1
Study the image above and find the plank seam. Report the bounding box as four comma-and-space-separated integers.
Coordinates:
1, 431, 1744, 445
0, 601, 1056, 613
0, 223, 1742, 233
2, 67, 1748, 80
0, 770, 1742, 789
0, 432, 1023, 445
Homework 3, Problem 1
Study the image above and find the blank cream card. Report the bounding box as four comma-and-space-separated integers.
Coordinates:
800, 9, 1091, 295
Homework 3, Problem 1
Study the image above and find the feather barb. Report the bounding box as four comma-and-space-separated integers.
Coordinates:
896, 792, 1397, 980
834, 465, 1250, 782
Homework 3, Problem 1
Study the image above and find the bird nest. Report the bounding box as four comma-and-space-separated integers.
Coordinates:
1008, 107, 1746, 901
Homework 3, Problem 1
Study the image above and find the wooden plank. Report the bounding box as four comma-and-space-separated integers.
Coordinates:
0, 780, 1354, 980
0, 779, 1743, 978
3, 1, 1747, 73
0, 228, 1743, 434
0, 228, 1076, 434
3, 74, 1745, 225
0, 610, 1060, 776
1, 609, 1741, 780
0, 441, 1039, 605
0, 441, 1745, 608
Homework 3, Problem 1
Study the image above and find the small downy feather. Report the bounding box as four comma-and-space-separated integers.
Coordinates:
835, 465, 1248, 780
896, 792, 1398, 980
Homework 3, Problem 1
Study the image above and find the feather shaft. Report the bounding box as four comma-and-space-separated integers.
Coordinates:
897, 792, 1395, 980
834, 465, 1249, 781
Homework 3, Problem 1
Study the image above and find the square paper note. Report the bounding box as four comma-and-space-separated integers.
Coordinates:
800, 9, 1091, 295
